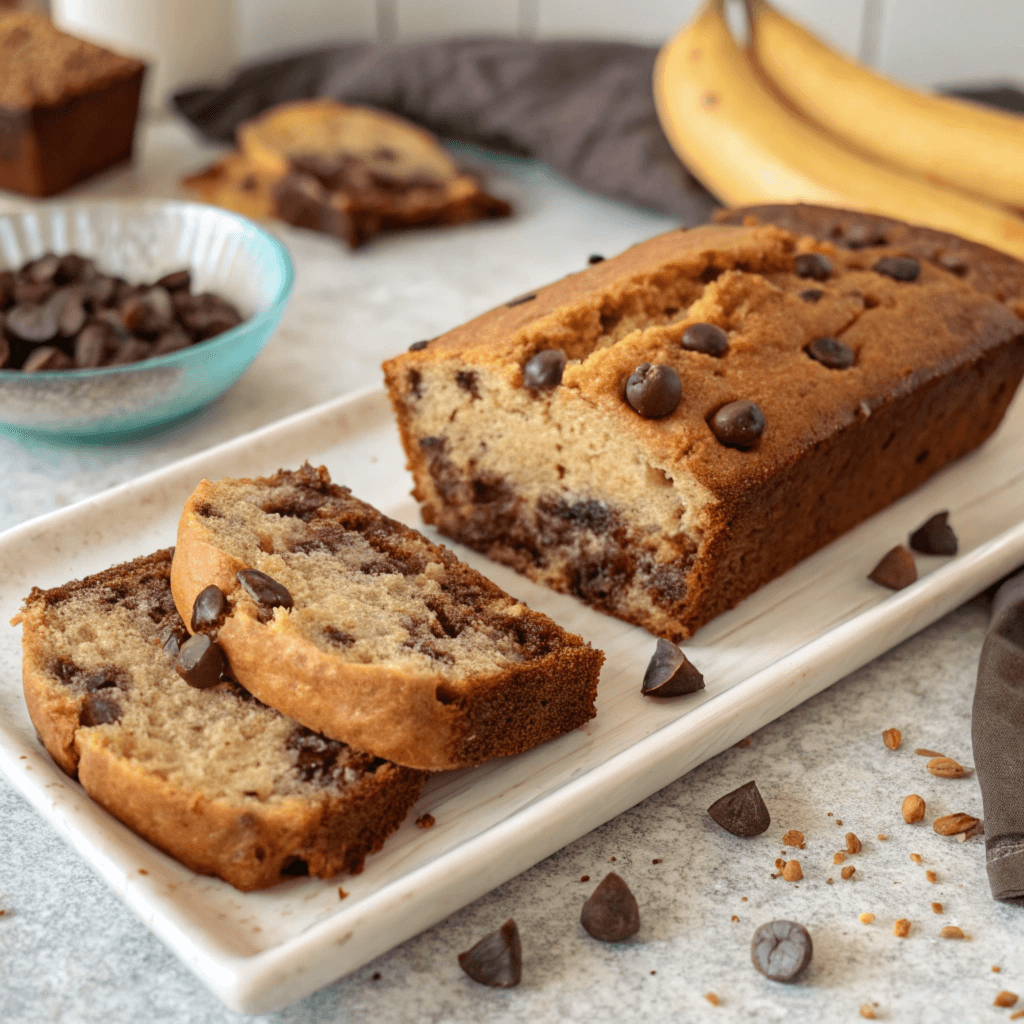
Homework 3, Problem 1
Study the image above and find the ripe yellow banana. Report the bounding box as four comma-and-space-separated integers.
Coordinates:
653, 0, 1024, 260
748, 0, 1024, 210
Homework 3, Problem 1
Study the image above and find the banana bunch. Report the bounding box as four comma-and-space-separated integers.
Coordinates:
653, 0, 1024, 259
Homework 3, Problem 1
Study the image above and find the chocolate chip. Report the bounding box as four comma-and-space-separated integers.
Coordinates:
523, 348, 567, 391
57, 254, 93, 283
799, 288, 823, 303
710, 401, 765, 447
506, 292, 536, 307
751, 921, 813, 983
159, 624, 187, 662
874, 256, 920, 281
289, 728, 343, 781
682, 322, 728, 357
794, 252, 833, 280
868, 545, 917, 589
57, 294, 87, 338
625, 363, 681, 418
155, 270, 191, 292
6, 304, 58, 344
0, 336, 9, 368
707, 780, 771, 836
580, 872, 641, 942
79, 693, 122, 727
151, 326, 191, 356
588, 254, 605, 264
458, 919, 522, 987
842, 224, 886, 249
237, 569, 294, 610
22, 346, 73, 371
191, 584, 227, 632
642, 639, 705, 697
175, 633, 226, 689
909, 512, 958, 556
82, 668, 120, 691
806, 337, 855, 370
935, 251, 968, 277
408, 339, 430, 351
122, 287, 174, 336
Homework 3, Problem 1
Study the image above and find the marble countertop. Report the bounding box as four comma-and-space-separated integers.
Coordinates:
1, 120, 1020, 1024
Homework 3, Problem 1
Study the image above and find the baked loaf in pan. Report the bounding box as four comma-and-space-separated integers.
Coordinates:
170, 464, 602, 771
383, 220, 1024, 641
0, 12, 144, 197
16, 550, 425, 891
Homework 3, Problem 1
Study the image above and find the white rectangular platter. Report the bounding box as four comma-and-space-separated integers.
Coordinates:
1, 384, 1023, 1014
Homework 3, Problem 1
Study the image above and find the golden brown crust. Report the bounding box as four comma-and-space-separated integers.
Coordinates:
171, 469, 602, 771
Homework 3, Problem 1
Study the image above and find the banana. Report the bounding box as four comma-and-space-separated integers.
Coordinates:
748, 0, 1024, 210
653, 0, 1024, 260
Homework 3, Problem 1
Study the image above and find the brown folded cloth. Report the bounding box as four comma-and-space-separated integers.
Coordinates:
973, 568, 1024, 900
172, 38, 717, 222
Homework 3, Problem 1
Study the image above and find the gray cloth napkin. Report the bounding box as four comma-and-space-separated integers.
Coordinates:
974, 568, 1024, 900
172, 38, 717, 222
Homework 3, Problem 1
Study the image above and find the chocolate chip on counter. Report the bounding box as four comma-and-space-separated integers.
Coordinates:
868, 545, 917, 590
6, 303, 59, 344
710, 400, 765, 448
682, 322, 729, 357
79, 693, 123, 727
191, 584, 227, 632
580, 873, 641, 942
751, 921, 813, 983
22, 346, 73, 372
458, 919, 522, 987
625, 363, 681, 418
909, 512, 958, 556
506, 292, 536, 307
175, 633, 226, 689
588, 254, 605, 264
806, 337, 855, 370
237, 569, 294, 610
708, 780, 771, 836
874, 256, 920, 281
408, 339, 430, 351
155, 270, 191, 292
794, 252, 833, 280
642, 638, 705, 697
523, 348, 567, 391
799, 288, 824, 303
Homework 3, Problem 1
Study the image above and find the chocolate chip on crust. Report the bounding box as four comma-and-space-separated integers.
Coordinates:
191, 584, 227, 632
806, 337, 855, 370
458, 918, 522, 987
909, 512, 958, 556
175, 634, 226, 689
588, 254, 605, 264
709, 401, 765, 448
682, 322, 729, 357
236, 569, 294, 611
506, 292, 536, 307
794, 253, 833, 280
625, 363, 681, 418
874, 256, 920, 282
408, 339, 430, 351
868, 545, 917, 590
800, 288, 824, 303
642, 639, 705, 697
523, 349, 567, 391
581, 872, 641, 942
708, 780, 771, 836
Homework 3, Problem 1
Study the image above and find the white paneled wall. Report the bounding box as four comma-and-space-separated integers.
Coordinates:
235, 0, 376, 61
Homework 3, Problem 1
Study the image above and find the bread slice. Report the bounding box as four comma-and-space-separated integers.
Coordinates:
15, 549, 425, 891
382, 219, 1024, 640
170, 464, 603, 771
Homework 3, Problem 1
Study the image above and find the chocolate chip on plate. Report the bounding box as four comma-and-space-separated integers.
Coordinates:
642, 638, 705, 697
22, 345, 73, 372
794, 252, 833, 280
710, 400, 765, 448
806, 337, 855, 370
625, 363, 681, 418
799, 288, 824, 303
588, 254, 605, 265
408, 339, 430, 351
874, 256, 920, 281
751, 921, 813, 983
237, 569, 294, 610
581, 873, 641, 942
79, 692, 123, 727
909, 511, 958, 556
707, 780, 771, 836
191, 584, 227, 632
682, 322, 729, 357
523, 348, 567, 391
175, 633, 226, 689
868, 545, 917, 590
6, 303, 59, 344
458, 919, 522, 987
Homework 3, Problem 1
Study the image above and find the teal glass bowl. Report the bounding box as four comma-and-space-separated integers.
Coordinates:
0, 200, 293, 440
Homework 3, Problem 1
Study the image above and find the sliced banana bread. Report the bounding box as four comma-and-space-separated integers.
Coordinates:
15, 549, 425, 891
170, 464, 603, 771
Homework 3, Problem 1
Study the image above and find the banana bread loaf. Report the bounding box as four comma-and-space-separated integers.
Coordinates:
170, 464, 602, 771
15, 550, 425, 891
383, 219, 1024, 641
0, 12, 145, 197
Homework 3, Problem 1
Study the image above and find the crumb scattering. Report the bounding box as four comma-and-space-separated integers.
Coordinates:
783, 859, 803, 882
931, 902, 943, 914
705, 993, 720, 1006
846, 832, 862, 854
926, 870, 937, 883
939, 925, 967, 939
841, 865, 857, 880
580, 875, 590, 882
836, 819, 844, 826
735, 737, 752, 748
782, 829, 805, 848
858, 913, 875, 924
731, 915, 739, 922
372, 971, 381, 981
915, 747, 944, 757
652, 858, 662, 864
609, 856, 617, 862
741, 897, 748, 901
883, 728, 902, 750
834, 852, 847, 864
860, 1006, 877, 1020
994, 992, 1019, 1008
827, 878, 834, 885
338, 887, 348, 900
894, 918, 911, 938
994, 966, 1002, 973
877, 834, 888, 841
138, 869, 148, 875
910, 853, 923, 864
1009, 1011, 1024, 1022
416, 814, 435, 829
